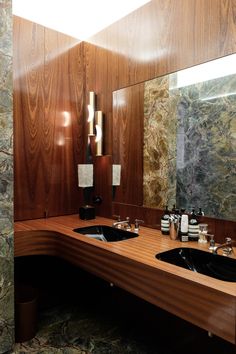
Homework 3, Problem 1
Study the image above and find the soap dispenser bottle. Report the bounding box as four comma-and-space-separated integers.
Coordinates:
161, 205, 170, 235
188, 208, 199, 241
180, 210, 189, 242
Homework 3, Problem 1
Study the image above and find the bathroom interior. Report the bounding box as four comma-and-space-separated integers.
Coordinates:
1, 0, 236, 353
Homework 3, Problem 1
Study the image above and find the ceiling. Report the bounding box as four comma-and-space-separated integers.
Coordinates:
12, 0, 151, 40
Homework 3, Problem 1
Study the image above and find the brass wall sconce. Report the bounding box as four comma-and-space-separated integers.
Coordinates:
87, 91, 104, 155
95, 110, 103, 156
87, 91, 95, 136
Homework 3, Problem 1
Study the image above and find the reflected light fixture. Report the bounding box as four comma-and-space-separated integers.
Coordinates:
170, 53, 236, 89
95, 111, 103, 156
88, 91, 95, 136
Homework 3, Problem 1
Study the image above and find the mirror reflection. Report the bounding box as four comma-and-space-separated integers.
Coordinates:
113, 54, 236, 221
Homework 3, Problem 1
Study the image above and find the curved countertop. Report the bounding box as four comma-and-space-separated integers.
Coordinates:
14, 214, 236, 344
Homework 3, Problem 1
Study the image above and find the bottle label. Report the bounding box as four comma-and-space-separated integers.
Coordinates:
162, 215, 169, 220
189, 219, 198, 225
161, 219, 170, 234
161, 225, 169, 231
181, 235, 188, 242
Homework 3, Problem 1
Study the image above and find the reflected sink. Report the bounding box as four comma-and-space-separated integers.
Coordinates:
73, 225, 138, 242
155, 247, 236, 282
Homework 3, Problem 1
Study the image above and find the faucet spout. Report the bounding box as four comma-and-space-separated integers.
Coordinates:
212, 237, 236, 256
112, 217, 131, 231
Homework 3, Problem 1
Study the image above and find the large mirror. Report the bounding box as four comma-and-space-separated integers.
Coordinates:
112, 54, 236, 221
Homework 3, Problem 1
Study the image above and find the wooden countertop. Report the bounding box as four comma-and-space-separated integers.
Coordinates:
14, 214, 236, 344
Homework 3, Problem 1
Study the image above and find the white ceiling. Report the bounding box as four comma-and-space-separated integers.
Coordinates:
12, 0, 151, 40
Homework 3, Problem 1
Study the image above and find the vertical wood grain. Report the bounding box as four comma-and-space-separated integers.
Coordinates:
13, 17, 45, 219
44, 28, 83, 217
14, 16, 84, 220
94, 155, 112, 217
112, 84, 144, 206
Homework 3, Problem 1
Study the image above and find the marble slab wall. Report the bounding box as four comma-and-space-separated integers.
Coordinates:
143, 77, 177, 209
143, 70, 236, 221
0, 0, 14, 353
174, 74, 236, 220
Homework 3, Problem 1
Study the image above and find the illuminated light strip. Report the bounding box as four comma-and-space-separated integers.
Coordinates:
200, 92, 236, 101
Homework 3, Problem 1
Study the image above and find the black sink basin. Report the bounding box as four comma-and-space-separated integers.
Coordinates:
155, 247, 236, 282
73, 225, 138, 242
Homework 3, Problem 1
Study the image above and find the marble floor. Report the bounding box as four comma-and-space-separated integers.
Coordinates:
12, 256, 236, 354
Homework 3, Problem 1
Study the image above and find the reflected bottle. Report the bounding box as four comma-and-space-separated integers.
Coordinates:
197, 207, 204, 216
161, 205, 170, 235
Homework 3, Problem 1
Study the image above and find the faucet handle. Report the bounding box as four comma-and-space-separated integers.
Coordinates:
222, 237, 233, 256
134, 219, 144, 233
206, 234, 215, 250
124, 217, 132, 231
134, 219, 144, 226
113, 214, 121, 221
225, 237, 232, 244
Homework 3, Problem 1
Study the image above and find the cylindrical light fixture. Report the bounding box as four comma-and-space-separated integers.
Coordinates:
87, 91, 95, 136
95, 110, 103, 156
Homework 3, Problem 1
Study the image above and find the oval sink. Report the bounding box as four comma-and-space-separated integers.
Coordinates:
73, 225, 138, 242
155, 247, 236, 282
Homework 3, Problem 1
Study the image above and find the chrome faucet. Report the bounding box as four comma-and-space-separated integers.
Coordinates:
112, 216, 131, 231
212, 237, 236, 256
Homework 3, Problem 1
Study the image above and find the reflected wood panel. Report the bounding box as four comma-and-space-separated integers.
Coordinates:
113, 84, 144, 206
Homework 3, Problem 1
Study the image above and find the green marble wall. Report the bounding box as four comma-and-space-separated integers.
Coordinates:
174, 74, 236, 219
143, 69, 236, 220
0, 0, 14, 352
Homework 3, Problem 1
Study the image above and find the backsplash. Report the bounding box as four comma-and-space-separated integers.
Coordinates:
0, 0, 14, 352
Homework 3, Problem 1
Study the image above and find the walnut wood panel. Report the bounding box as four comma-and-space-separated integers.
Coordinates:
43, 28, 84, 217
112, 84, 144, 206
14, 215, 236, 344
94, 155, 112, 217
13, 16, 84, 220
84, 0, 236, 229
13, 17, 45, 219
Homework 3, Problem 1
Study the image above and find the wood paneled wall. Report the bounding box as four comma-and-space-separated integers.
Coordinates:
13, 0, 236, 234
84, 0, 236, 240
13, 16, 85, 220
85, 0, 236, 155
